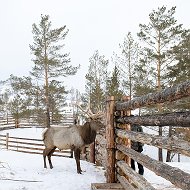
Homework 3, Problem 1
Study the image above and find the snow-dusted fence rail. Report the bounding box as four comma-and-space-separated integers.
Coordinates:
104, 80, 190, 190
0, 117, 15, 130
0, 117, 41, 130
0, 115, 75, 130
0, 133, 73, 158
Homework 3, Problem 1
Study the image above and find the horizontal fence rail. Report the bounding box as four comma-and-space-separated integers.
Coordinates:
116, 160, 156, 190
0, 133, 72, 158
116, 111, 190, 127
116, 80, 190, 111
115, 128, 190, 157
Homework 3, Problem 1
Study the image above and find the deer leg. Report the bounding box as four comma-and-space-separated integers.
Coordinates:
43, 148, 48, 168
74, 148, 82, 174
43, 148, 54, 169
47, 147, 56, 169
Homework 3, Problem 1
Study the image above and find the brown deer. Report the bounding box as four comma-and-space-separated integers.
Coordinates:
42, 106, 104, 174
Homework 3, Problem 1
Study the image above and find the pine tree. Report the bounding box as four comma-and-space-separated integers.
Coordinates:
106, 65, 123, 99
0, 89, 11, 123
113, 32, 140, 99
133, 53, 155, 96
168, 30, 190, 84
85, 50, 109, 112
137, 6, 184, 161
48, 80, 67, 124
29, 15, 79, 127
6, 75, 31, 127
138, 6, 183, 91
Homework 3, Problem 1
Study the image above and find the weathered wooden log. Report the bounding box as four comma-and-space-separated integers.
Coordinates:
116, 128, 190, 157
120, 96, 131, 166
116, 174, 136, 190
106, 96, 116, 183
95, 134, 107, 168
116, 80, 190, 110
117, 160, 156, 190
116, 111, 190, 127
96, 134, 106, 145
90, 142, 95, 163
91, 183, 124, 190
117, 144, 190, 190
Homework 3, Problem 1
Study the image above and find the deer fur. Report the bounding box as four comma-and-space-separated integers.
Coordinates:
42, 120, 104, 174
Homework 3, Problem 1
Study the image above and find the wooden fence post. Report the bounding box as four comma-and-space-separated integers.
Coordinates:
106, 96, 115, 183
90, 142, 95, 163
6, 133, 9, 149
15, 118, 19, 128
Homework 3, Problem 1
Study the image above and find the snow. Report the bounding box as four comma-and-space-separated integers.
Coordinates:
0, 150, 105, 190
1, 127, 190, 190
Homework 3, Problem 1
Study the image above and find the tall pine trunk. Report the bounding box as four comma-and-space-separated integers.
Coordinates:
166, 126, 172, 162
44, 41, 50, 128
157, 30, 163, 162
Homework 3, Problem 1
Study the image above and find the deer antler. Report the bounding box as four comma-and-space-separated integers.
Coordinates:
77, 104, 104, 120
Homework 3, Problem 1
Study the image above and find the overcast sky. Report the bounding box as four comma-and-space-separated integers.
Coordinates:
0, 0, 189, 92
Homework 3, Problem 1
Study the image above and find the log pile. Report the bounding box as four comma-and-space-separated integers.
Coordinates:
95, 129, 107, 168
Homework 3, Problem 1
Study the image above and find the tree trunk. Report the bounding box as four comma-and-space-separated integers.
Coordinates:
158, 126, 163, 161
46, 107, 50, 128
15, 112, 19, 128
157, 30, 163, 162
166, 126, 172, 162
44, 31, 50, 128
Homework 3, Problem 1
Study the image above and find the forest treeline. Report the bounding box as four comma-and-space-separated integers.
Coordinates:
0, 6, 189, 146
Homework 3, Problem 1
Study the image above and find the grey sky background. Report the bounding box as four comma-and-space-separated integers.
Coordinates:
0, 0, 189, 92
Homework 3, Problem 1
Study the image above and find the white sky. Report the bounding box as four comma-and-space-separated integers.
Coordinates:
0, 0, 189, 92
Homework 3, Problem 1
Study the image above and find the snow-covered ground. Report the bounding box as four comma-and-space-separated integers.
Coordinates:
0, 127, 190, 190
0, 150, 105, 190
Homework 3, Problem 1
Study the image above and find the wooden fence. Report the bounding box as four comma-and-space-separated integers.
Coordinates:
0, 133, 73, 158
0, 115, 75, 130
0, 117, 41, 131
93, 80, 190, 190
